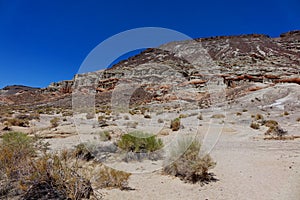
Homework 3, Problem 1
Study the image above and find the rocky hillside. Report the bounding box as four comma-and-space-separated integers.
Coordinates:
1, 30, 299, 107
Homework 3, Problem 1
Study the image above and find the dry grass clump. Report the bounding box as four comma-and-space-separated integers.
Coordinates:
118, 131, 163, 161
96, 166, 131, 190
86, 112, 95, 119
4, 118, 29, 127
211, 114, 225, 119
144, 114, 151, 119
163, 137, 216, 184
157, 118, 164, 123
0, 132, 94, 199
265, 125, 287, 137
50, 117, 60, 128
255, 113, 264, 121
250, 122, 260, 129
179, 114, 188, 119
98, 131, 112, 141
124, 121, 138, 129
73, 143, 95, 161
264, 120, 278, 127
22, 152, 93, 200
123, 115, 130, 120
197, 113, 203, 120
170, 118, 180, 131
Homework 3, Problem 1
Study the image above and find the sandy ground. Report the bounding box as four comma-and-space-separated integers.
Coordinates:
2, 83, 299, 199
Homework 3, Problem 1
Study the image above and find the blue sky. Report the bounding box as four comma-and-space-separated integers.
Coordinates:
0, 0, 299, 88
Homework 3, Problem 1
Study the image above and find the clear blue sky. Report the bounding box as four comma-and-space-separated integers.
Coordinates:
0, 0, 299, 88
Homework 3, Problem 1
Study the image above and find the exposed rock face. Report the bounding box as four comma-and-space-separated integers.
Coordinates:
1, 31, 299, 107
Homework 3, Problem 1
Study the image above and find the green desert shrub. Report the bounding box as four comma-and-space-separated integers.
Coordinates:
0, 132, 35, 179
170, 118, 180, 131
118, 131, 163, 162
163, 137, 216, 184
118, 131, 163, 153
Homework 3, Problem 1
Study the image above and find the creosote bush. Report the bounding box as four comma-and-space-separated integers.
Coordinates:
163, 137, 216, 184
170, 118, 180, 131
118, 131, 163, 153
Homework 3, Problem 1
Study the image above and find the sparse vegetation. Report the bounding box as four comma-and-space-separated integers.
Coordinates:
236, 112, 242, 116
265, 125, 287, 138
99, 131, 112, 141
170, 118, 180, 131
264, 120, 278, 127
283, 111, 289, 116
50, 117, 60, 128
197, 113, 203, 120
4, 118, 29, 127
86, 112, 95, 119
144, 114, 151, 119
157, 118, 164, 123
255, 113, 264, 121
0, 132, 93, 199
211, 114, 225, 119
179, 114, 188, 118
250, 122, 260, 129
124, 121, 138, 128
73, 143, 95, 161
163, 137, 216, 184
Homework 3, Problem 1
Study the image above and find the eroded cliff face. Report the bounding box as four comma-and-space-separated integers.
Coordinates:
1, 31, 299, 107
